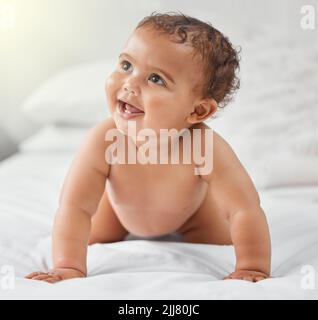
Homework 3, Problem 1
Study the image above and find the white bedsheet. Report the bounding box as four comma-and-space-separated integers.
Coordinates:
0, 128, 318, 299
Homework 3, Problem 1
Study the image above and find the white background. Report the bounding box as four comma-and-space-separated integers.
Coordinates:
0, 0, 316, 145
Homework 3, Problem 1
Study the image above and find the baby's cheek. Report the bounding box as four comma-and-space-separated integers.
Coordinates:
105, 73, 116, 95
105, 73, 120, 107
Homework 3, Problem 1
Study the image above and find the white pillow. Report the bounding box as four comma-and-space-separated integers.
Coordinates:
21, 59, 116, 126
19, 125, 88, 153
208, 26, 318, 189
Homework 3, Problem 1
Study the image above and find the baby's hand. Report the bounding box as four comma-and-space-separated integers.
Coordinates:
25, 268, 86, 283
224, 269, 269, 282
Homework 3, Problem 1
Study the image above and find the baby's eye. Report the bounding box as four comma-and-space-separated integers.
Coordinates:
120, 60, 132, 72
148, 73, 166, 86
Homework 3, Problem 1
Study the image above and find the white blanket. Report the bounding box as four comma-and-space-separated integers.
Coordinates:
0, 127, 318, 299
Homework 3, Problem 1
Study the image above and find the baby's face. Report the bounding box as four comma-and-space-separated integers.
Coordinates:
106, 27, 204, 135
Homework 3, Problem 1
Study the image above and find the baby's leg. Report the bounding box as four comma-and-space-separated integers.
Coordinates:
88, 190, 128, 245
178, 185, 232, 245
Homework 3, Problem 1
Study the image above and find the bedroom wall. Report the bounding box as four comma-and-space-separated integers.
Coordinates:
0, 0, 315, 153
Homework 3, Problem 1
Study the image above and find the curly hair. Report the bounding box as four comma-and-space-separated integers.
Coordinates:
137, 12, 241, 108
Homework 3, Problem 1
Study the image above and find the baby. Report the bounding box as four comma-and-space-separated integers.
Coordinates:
26, 13, 271, 283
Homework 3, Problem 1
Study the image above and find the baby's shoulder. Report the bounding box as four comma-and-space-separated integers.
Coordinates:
192, 122, 242, 176
84, 117, 117, 148
75, 117, 116, 173
89, 117, 117, 137
191, 122, 230, 156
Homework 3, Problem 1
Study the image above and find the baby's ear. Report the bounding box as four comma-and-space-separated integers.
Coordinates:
186, 98, 218, 124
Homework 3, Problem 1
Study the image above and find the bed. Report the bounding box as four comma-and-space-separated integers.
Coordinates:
0, 23, 317, 299
0, 126, 317, 299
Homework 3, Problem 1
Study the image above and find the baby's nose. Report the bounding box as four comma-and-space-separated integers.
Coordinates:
123, 81, 140, 96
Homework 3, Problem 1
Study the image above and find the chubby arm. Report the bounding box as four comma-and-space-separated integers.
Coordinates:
26, 119, 114, 282
202, 132, 271, 280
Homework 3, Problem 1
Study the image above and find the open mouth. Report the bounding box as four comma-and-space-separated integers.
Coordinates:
118, 100, 145, 119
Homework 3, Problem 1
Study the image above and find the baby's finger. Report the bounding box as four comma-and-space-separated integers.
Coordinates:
25, 272, 45, 279
242, 276, 254, 282
44, 276, 62, 284
254, 276, 266, 282
32, 274, 52, 281
224, 272, 236, 280
47, 272, 63, 281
